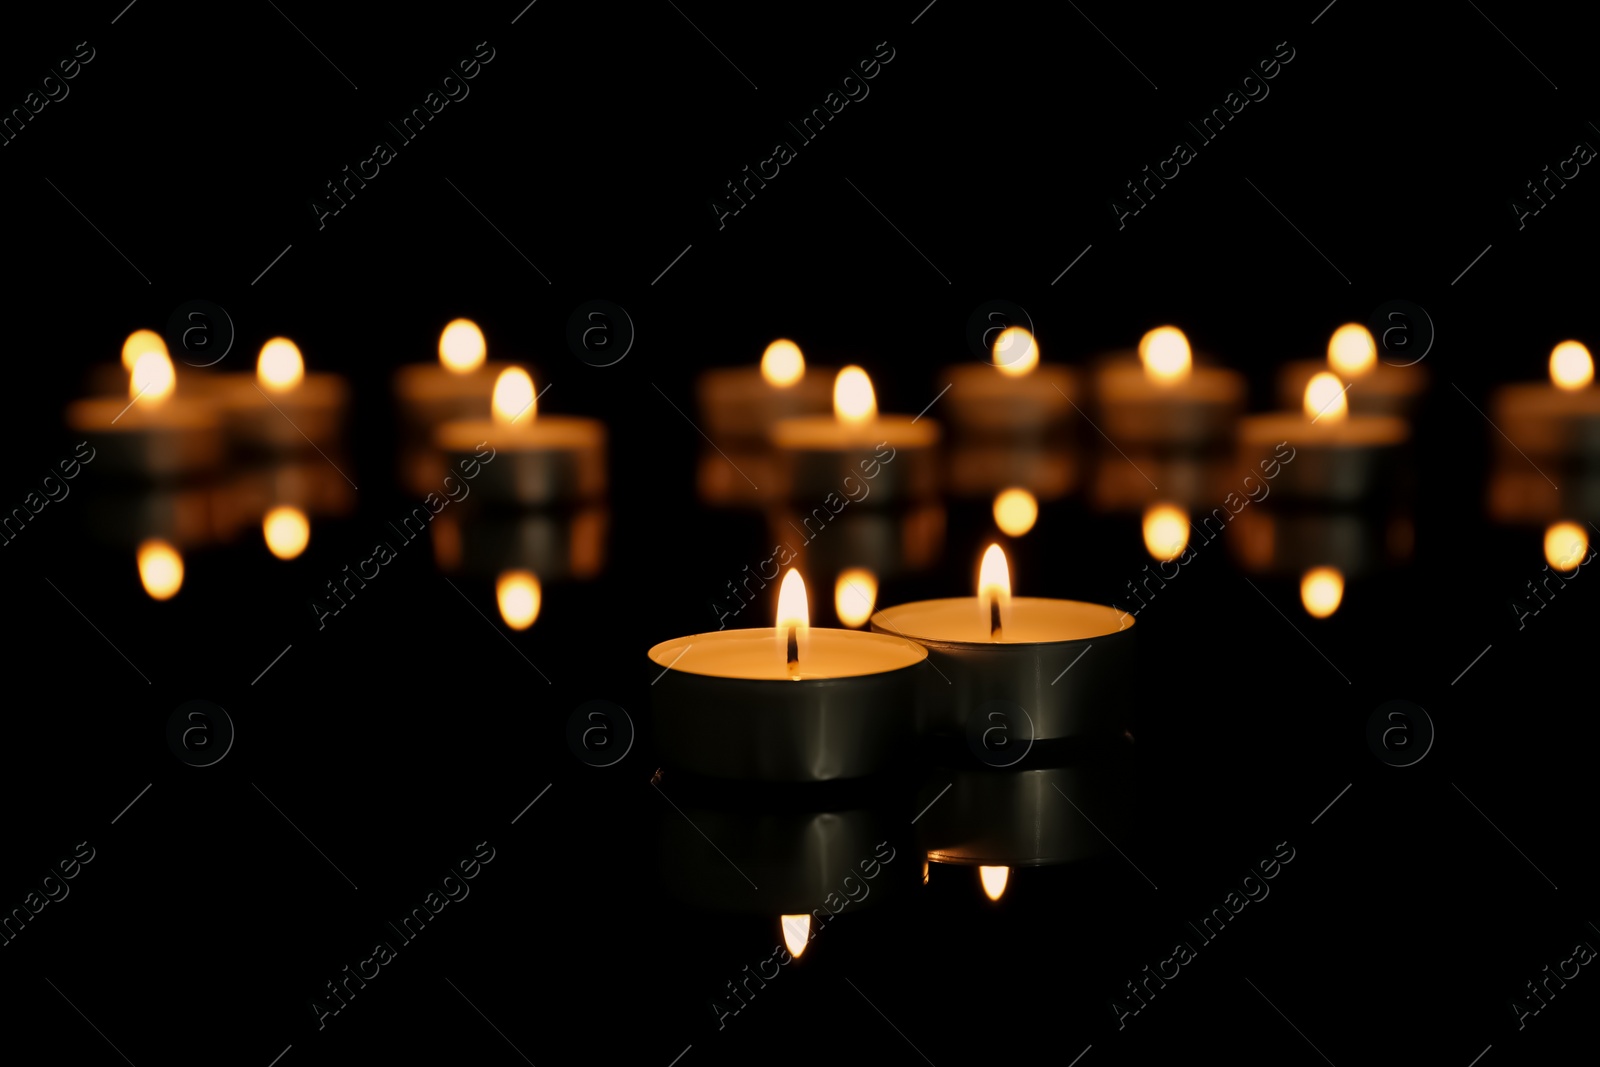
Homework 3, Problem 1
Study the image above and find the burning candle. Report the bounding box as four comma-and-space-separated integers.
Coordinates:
1490, 341, 1600, 462
771, 366, 941, 503
696, 338, 835, 442
435, 366, 606, 505
1277, 322, 1428, 418
871, 543, 1135, 741
394, 319, 517, 431
648, 568, 930, 781
216, 337, 349, 454
1094, 326, 1245, 450
942, 327, 1078, 441
1238, 373, 1408, 501
67, 348, 222, 479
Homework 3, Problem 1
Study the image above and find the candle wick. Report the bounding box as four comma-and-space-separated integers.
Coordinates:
786, 624, 799, 673
989, 597, 1003, 640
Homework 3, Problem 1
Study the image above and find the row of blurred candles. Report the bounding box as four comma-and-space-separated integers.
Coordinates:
60, 319, 1598, 624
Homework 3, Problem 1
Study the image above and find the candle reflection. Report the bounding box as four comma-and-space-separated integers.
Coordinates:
495, 569, 541, 630
263, 505, 310, 560
1544, 521, 1588, 572
978, 865, 1010, 901
1300, 566, 1344, 618
137, 539, 184, 600
992, 487, 1038, 537
1141, 503, 1189, 561
780, 914, 810, 958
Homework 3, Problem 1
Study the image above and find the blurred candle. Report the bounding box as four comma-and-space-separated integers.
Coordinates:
1491, 341, 1600, 462
218, 337, 349, 454
696, 338, 833, 442
1238, 373, 1408, 501
394, 318, 515, 433
1142, 503, 1189, 561
1277, 322, 1428, 417
834, 568, 878, 627
435, 366, 607, 505
771, 366, 940, 503
1094, 326, 1245, 450
941, 326, 1078, 441
67, 348, 222, 479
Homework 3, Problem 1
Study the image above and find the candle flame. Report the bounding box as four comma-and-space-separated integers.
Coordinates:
834, 568, 877, 627
1300, 566, 1344, 618
1142, 503, 1189, 562
1327, 323, 1376, 378
760, 339, 805, 387
776, 568, 810, 674
1139, 326, 1191, 384
978, 543, 1012, 638
257, 337, 305, 393
781, 914, 811, 959
1304, 371, 1348, 423
263, 505, 310, 560
439, 318, 487, 374
495, 569, 541, 630
833, 366, 877, 426
1544, 521, 1588, 572
993, 488, 1039, 537
130, 350, 176, 405
121, 329, 167, 372
979, 865, 1010, 901
137, 539, 184, 600
492, 367, 537, 425
992, 326, 1039, 377
1549, 341, 1593, 392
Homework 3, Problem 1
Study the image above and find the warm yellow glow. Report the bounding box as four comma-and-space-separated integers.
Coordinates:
833, 365, 877, 426
1142, 503, 1189, 561
760, 339, 805, 387
776, 568, 811, 671
1304, 371, 1348, 423
495, 570, 541, 630
781, 915, 810, 959
439, 318, 487, 374
120, 329, 167, 372
979, 866, 1010, 901
993, 488, 1039, 537
922, 860, 930, 885
834, 568, 878, 627
492, 367, 537, 425
992, 326, 1039, 377
263, 506, 310, 560
1300, 567, 1344, 618
978, 543, 1012, 636
130, 350, 176, 404
137, 540, 184, 600
257, 337, 305, 392
1549, 341, 1594, 392
1544, 521, 1588, 572
1327, 323, 1376, 378
1139, 326, 1191, 384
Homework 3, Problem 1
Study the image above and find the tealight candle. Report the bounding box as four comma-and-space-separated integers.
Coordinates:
770, 366, 941, 503
435, 366, 606, 505
696, 338, 834, 442
1491, 341, 1600, 461
216, 337, 349, 454
67, 349, 222, 479
941, 327, 1079, 441
1238, 372, 1409, 501
394, 318, 517, 433
1277, 322, 1428, 418
88, 329, 216, 397
870, 544, 1135, 741
1094, 326, 1245, 449
648, 569, 930, 781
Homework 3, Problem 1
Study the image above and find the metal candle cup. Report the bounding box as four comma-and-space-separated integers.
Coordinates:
870, 597, 1135, 741
66, 395, 222, 480
394, 360, 515, 433
1094, 356, 1245, 450
435, 416, 606, 506
696, 365, 834, 442
1278, 359, 1427, 418
647, 628, 929, 782
770, 415, 940, 503
940, 363, 1079, 442
1237, 412, 1407, 502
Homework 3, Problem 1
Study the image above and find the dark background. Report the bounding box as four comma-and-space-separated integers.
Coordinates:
1, 1, 1595, 1064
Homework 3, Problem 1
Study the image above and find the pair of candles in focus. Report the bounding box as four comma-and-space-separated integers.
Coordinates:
649, 540, 1132, 783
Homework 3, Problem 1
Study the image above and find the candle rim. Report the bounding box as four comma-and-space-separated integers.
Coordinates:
871, 595, 1134, 646
647, 627, 927, 680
